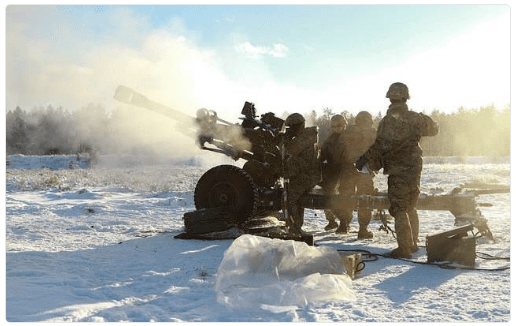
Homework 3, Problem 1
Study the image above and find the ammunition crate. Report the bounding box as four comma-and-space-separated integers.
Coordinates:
426, 225, 476, 266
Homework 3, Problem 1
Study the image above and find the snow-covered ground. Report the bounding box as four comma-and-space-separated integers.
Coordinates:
4, 155, 511, 322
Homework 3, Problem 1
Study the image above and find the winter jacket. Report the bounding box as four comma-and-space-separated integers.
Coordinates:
361, 103, 438, 175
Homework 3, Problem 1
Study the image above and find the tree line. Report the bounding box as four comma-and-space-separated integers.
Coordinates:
6, 104, 510, 157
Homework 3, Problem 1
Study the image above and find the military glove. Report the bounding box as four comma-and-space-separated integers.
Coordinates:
355, 156, 367, 171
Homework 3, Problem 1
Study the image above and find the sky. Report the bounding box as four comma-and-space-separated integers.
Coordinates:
4, 3, 511, 120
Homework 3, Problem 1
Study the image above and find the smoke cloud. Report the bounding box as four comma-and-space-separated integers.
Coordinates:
6, 6, 251, 163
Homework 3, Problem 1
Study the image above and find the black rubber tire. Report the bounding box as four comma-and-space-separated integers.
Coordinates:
194, 165, 259, 225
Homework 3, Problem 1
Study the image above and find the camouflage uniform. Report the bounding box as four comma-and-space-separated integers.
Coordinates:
357, 84, 438, 257
320, 115, 347, 230
337, 114, 377, 237
284, 114, 321, 232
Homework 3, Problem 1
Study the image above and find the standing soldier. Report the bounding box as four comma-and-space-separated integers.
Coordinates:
283, 113, 321, 234
356, 82, 439, 258
320, 114, 347, 230
338, 111, 377, 238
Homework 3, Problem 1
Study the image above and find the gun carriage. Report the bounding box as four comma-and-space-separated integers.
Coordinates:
114, 86, 498, 243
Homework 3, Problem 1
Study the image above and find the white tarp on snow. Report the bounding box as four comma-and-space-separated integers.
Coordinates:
215, 234, 355, 310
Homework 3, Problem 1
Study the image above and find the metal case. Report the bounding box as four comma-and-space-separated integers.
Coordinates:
426, 224, 476, 266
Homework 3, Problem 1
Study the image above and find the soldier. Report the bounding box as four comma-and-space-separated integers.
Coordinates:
283, 113, 321, 234
356, 82, 439, 258
338, 111, 377, 238
320, 114, 348, 230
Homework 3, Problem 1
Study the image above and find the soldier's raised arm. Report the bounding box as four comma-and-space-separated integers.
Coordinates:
420, 113, 439, 137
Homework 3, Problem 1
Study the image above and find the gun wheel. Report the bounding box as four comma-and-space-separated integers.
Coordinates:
194, 165, 259, 225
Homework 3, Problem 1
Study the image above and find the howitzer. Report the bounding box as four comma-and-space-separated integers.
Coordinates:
114, 85, 285, 188
113, 86, 497, 243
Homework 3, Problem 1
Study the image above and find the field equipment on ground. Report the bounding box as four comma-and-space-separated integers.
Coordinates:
113, 86, 501, 244
426, 224, 477, 266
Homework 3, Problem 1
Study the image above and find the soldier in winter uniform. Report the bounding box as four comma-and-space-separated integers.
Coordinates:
338, 111, 377, 238
320, 114, 348, 231
283, 113, 321, 234
356, 82, 439, 258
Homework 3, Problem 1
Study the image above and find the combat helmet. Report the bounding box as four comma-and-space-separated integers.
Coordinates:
285, 113, 305, 126
386, 82, 410, 100
355, 111, 373, 127
284, 113, 305, 137
330, 114, 347, 129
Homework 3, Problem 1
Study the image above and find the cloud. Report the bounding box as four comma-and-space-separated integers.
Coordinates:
303, 44, 315, 52
235, 42, 289, 59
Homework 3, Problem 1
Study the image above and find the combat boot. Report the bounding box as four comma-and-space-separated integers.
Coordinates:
387, 247, 412, 258
357, 210, 373, 239
389, 212, 414, 258
285, 206, 300, 234
357, 229, 373, 239
324, 220, 339, 231
335, 222, 348, 234
324, 209, 338, 230
408, 209, 419, 253
333, 210, 351, 234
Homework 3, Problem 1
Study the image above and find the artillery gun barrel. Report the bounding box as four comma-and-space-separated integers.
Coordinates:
113, 85, 196, 126
113, 85, 252, 159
